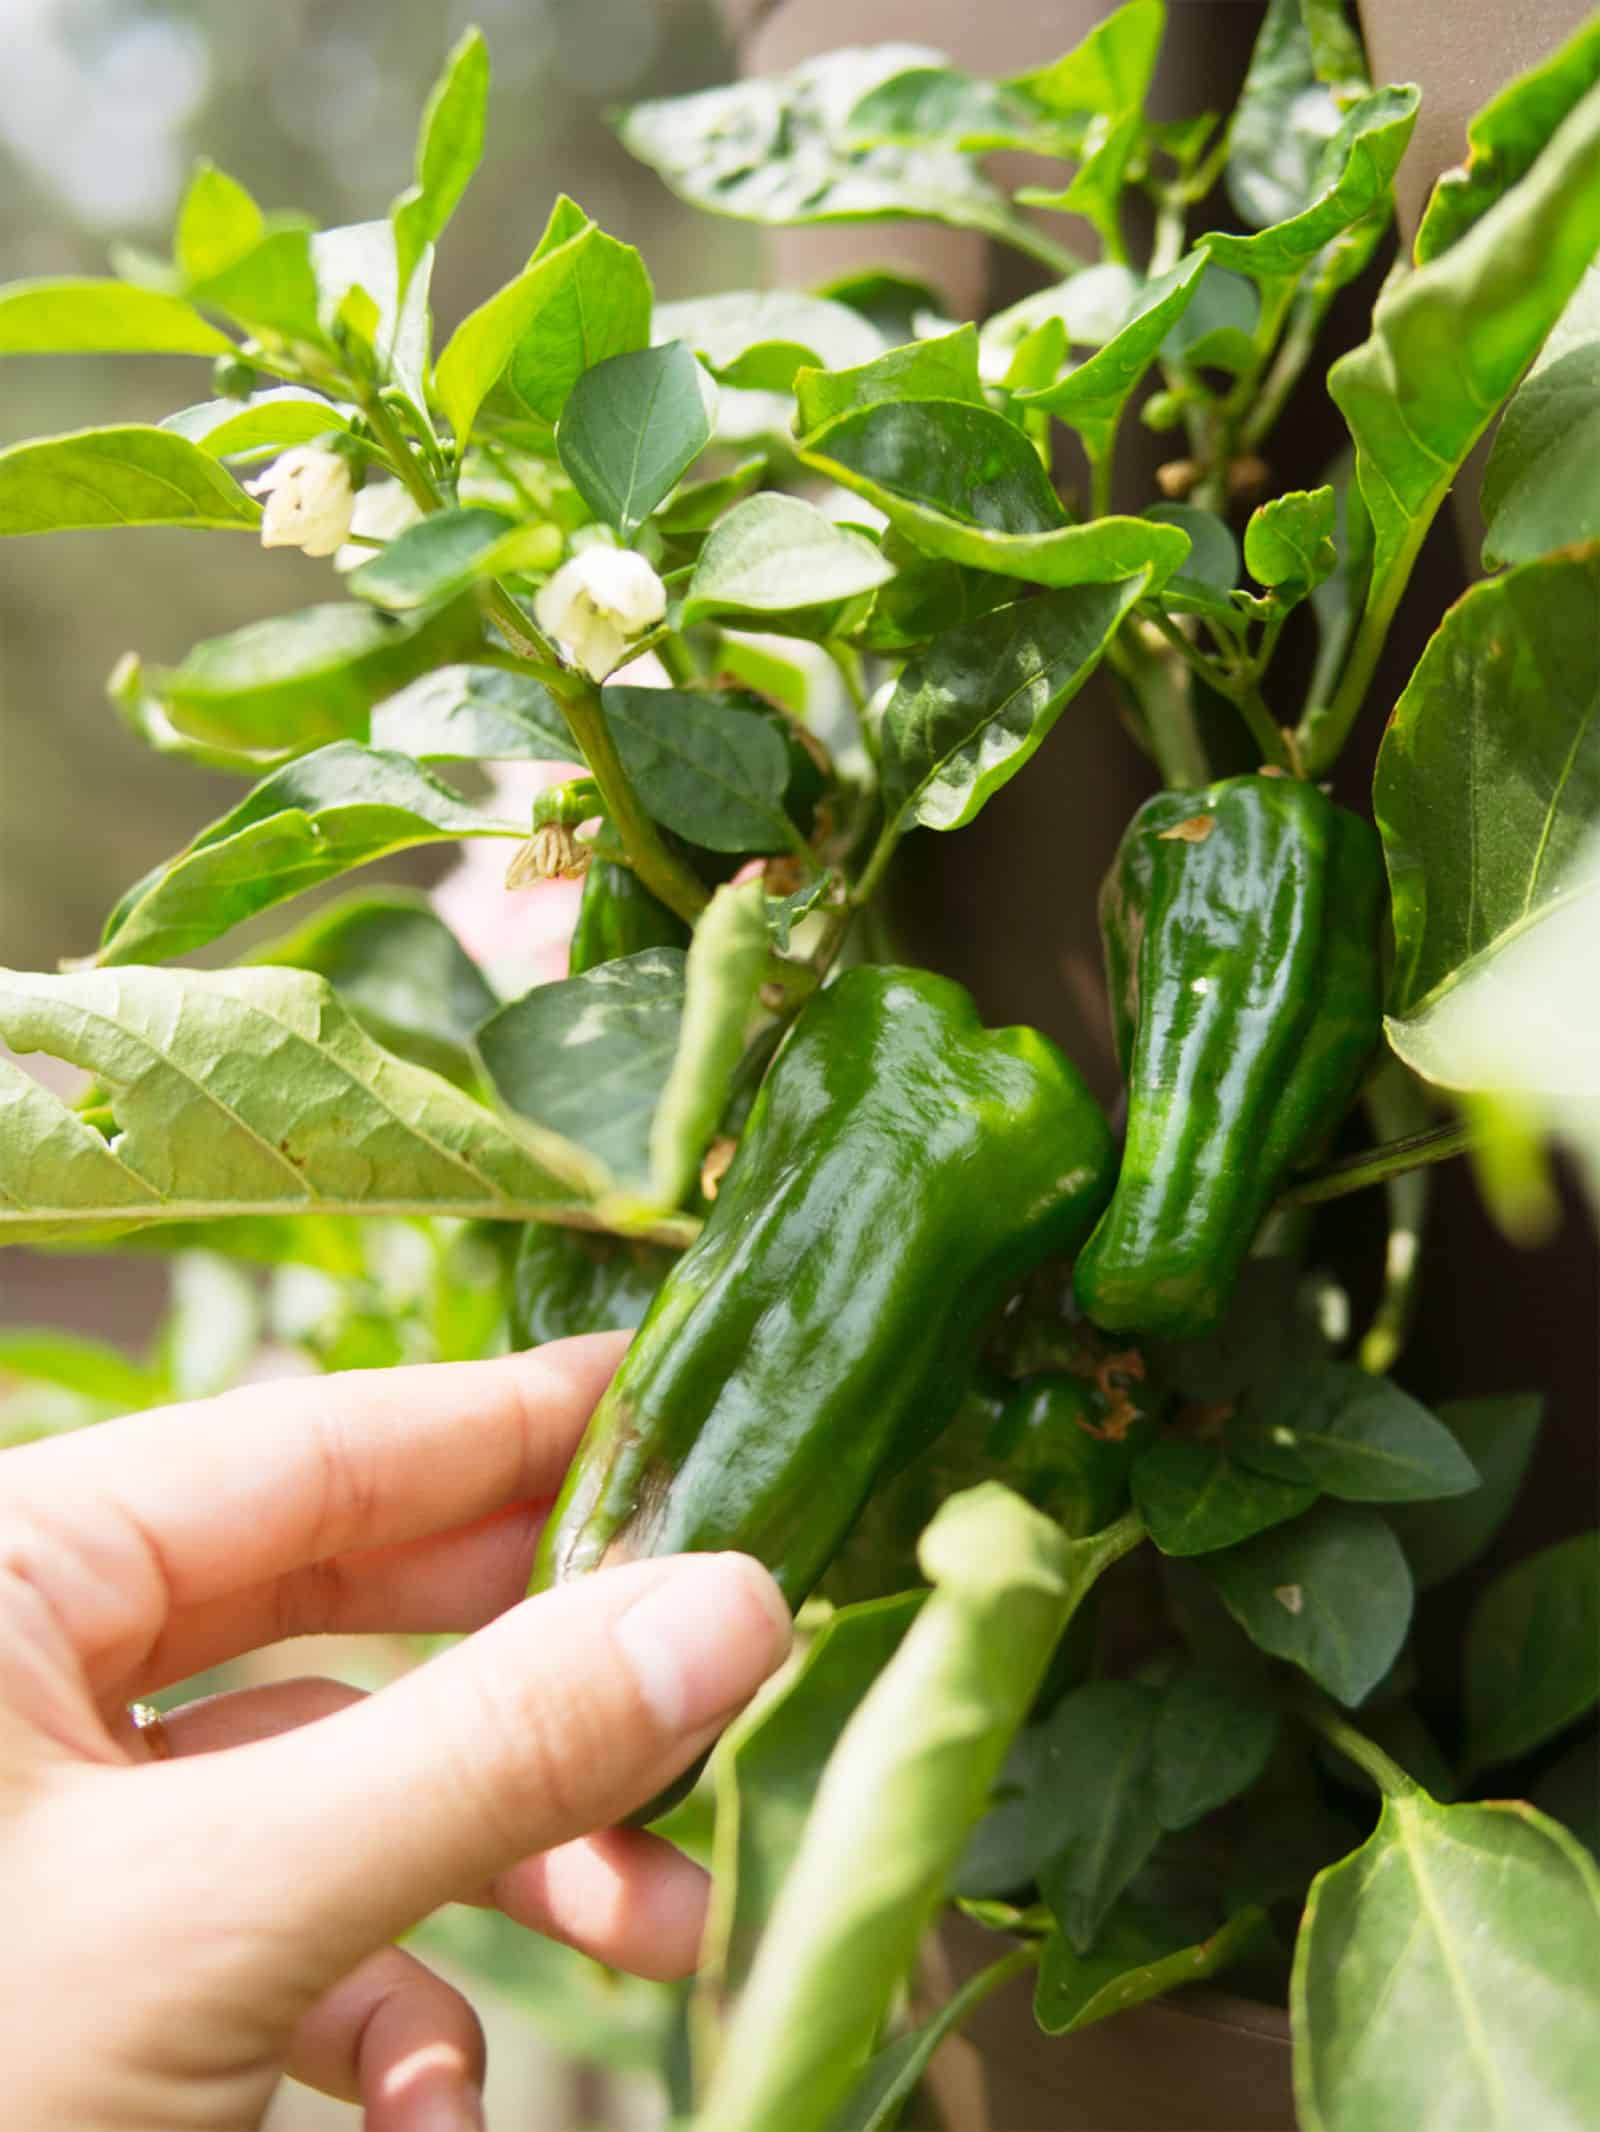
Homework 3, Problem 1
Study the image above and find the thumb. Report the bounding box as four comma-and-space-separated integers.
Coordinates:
172, 1552, 791, 1983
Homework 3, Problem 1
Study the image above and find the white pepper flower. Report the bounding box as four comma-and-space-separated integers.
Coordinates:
333, 477, 425, 571
534, 547, 668, 682
245, 446, 357, 559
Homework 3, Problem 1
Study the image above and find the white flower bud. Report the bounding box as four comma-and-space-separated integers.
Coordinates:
333, 477, 424, 571
534, 547, 668, 682
245, 446, 357, 559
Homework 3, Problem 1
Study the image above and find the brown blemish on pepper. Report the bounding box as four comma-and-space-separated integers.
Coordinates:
1157, 814, 1216, 845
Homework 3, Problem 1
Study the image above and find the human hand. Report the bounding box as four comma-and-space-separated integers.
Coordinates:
0, 1332, 791, 2130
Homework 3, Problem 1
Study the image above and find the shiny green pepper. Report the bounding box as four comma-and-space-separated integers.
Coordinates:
569, 861, 690, 976
1075, 773, 1383, 1341
510, 1223, 675, 1347
534, 965, 1117, 1609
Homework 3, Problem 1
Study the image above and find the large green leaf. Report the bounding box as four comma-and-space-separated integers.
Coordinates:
183, 225, 325, 347
391, 28, 490, 297
0, 966, 593, 1248
794, 324, 984, 433
1150, 1664, 1280, 1830
843, 64, 1065, 157
601, 687, 794, 854
557, 342, 713, 538
370, 664, 574, 763
878, 578, 1146, 836
497, 205, 653, 432
649, 882, 767, 1211
95, 743, 517, 966
695, 1491, 1135, 2132
250, 891, 496, 1087
1414, 12, 1600, 262
1226, 1362, 1480, 1504
161, 389, 349, 461
1031, 1680, 1165, 1952
171, 162, 264, 281
1035, 1900, 1265, 2037
800, 401, 1186, 589
145, 597, 483, 753
1327, 81, 1600, 630
1481, 327, 1600, 567
618, 46, 1051, 261
1132, 1435, 1317, 1556
1202, 1502, 1412, 1706
1463, 1533, 1600, 1776
1019, 253, 1207, 461
653, 290, 883, 394
346, 507, 560, 611
1202, 87, 1417, 282
0, 425, 258, 536
681, 494, 894, 626
0, 278, 232, 356
1376, 552, 1600, 1082
476, 950, 685, 1195
1293, 1789, 1600, 2132
1387, 1395, 1543, 1591
1226, 0, 1342, 230
1008, 1, 1164, 123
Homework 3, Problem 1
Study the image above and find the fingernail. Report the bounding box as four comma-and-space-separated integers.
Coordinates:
402, 2082, 483, 2132
614, 1553, 791, 1731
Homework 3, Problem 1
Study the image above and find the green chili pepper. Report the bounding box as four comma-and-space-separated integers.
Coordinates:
510, 1223, 676, 1348
533, 965, 1117, 1609
1075, 773, 1384, 1341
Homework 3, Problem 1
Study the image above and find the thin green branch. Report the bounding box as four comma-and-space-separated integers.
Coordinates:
1296, 1695, 1421, 1800
1139, 609, 1292, 770
1280, 1120, 1473, 1208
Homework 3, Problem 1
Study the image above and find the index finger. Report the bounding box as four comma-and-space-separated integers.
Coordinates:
0, 1332, 627, 1670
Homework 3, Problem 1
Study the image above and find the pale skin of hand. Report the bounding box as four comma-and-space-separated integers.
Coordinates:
0, 1330, 792, 2132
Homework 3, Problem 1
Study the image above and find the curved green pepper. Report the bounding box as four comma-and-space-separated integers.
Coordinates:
534, 965, 1116, 1608
1075, 773, 1383, 1341
510, 1223, 676, 1348
569, 861, 690, 976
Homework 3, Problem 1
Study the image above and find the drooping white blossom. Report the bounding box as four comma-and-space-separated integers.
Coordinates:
245, 446, 357, 559
534, 546, 668, 682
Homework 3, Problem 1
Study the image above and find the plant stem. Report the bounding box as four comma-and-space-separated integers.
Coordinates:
1296, 1696, 1420, 1800
851, 820, 900, 911
1279, 1120, 1473, 1208
1140, 610, 1293, 770
1240, 288, 1329, 452
1296, 524, 1420, 775
355, 386, 445, 513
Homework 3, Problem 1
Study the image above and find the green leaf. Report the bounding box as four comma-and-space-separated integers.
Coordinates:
498, 208, 653, 432
96, 743, 516, 966
827, 1948, 1034, 2132
1151, 1665, 1280, 1829
173, 161, 264, 282
1387, 1394, 1544, 1591
1414, 12, 1600, 262
800, 400, 1186, 590
0, 1330, 163, 1412
1145, 501, 1238, 614
695, 1488, 1127, 2132
1008, 1, 1164, 122
878, 577, 1147, 836
649, 882, 767, 1210
371, 664, 573, 764
1463, 1534, 1600, 1775
1300, 0, 1368, 93
1019, 253, 1207, 460
1481, 340, 1600, 567
250, 891, 496, 1087
844, 65, 1064, 155
857, 534, 1012, 654
557, 342, 713, 538
1245, 485, 1337, 591
310, 219, 434, 417
1162, 263, 1259, 372
1035, 1900, 1266, 2037
161, 388, 348, 460
145, 597, 483, 753
185, 224, 324, 347
0, 277, 232, 357
476, 950, 685, 1195
1031, 1680, 1165, 1952
794, 323, 984, 433
1293, 1790, 1600, 2132
346, 507, 560, 611
0, 425, 258, 536
1227, 1362, 1480, 1504
0, 965, 593, 1248
1017, 111, 1146, 257
601, 686, 793, 854
392, 28, 490, 297
1227, 0, 1342, 230
1375, 549, 1600, 1046
1202, 1501, 1413, 1706
681, 493, 894, 625
702, 1596, 922, 2016
618, 46, 1051, 262
656, 454, 766, 536
1328, 80, 1600, 627
653, 290, 883, 394
1532, 1740, 1600, 1854
1133, 1436, 1317, 1556
1203, 87, 1417, 281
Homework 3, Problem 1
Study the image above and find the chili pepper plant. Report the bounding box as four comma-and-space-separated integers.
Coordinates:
2, 4, 1598, 2127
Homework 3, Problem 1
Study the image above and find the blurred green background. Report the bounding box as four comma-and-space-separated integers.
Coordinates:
0, 0, 756, 976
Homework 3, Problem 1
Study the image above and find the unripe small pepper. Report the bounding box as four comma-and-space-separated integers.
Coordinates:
534, 965, 1117, 1609
1074, 774, 1384, 1340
